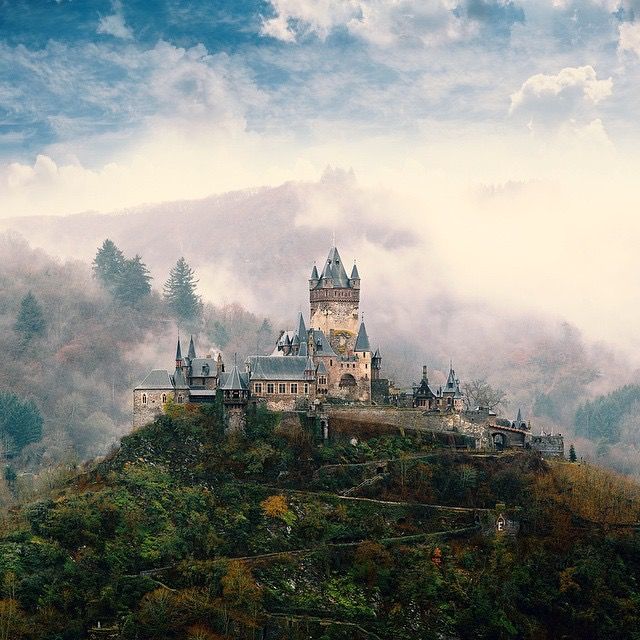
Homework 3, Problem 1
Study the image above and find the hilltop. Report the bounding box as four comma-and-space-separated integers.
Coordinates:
0, 404, 639, 639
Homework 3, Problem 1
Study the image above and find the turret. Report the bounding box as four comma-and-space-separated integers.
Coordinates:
349, 261, 360, 290
372, 348, 382, 380
175, 338, 183, 368
354, 320, 370, 353
304, 355, 315, 381
309, 264, 319, 290
188, 335, 196, 361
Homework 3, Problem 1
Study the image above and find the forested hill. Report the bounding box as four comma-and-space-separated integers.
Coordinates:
1, 404, 639, 640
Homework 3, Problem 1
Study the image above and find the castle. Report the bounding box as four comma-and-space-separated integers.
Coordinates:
134, 245, 381, 429
133, 244, 564, 457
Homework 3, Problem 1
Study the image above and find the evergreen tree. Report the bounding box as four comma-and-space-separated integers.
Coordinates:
0, 392, 43, 453
113, 255, 152, 306
569, 444, 577, 462
163, 257, 202, 321
15, 291, 46, 341
93, 239, 125, 291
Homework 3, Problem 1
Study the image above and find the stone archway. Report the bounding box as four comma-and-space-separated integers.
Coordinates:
339, 373, 357, 387
492, 432, 506, 451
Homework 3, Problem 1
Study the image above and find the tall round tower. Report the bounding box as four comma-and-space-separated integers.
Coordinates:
309, 246, 360, 354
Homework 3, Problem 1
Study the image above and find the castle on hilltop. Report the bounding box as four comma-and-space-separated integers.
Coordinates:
134, 245, 384, 429
132, 243, 564, 457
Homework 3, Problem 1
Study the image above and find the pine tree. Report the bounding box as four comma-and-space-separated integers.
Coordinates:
93, 239, 125, 291
163, 257, 202, 321
15, 291, 46, 341
113, 255, 152, 306
569, 443, 577, 462
0, 392, 43, 453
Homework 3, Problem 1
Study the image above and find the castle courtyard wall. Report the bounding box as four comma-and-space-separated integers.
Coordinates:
326, 406, 490, 448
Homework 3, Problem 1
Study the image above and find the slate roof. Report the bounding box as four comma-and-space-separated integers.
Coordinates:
312, 329, 338, 356
298, 340, 308, 356
315, 246, 351, 289
190, 357, 217, 377
173, 367, 190, 389
188, 335, 196, 360
175, 338, 182, 361
135, 369, 174, 390
350, 263, 360, 279
296, 312, 307, 340
247, 356, 310, 381
310, 265, 319, 280
354, 321, 370, 352
316, 360, 328, 375
220, 366, 249, 390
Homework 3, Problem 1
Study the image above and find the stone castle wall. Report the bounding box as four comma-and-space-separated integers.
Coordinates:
317, 353, 371, 402
326, 406, 490, 448
133, 390, 173, 429
310, 289, 360, 353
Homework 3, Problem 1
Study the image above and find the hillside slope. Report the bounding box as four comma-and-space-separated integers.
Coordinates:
1, 405, 639, 639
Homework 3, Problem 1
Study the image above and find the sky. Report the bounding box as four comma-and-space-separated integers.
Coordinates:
3, 0, 640, 350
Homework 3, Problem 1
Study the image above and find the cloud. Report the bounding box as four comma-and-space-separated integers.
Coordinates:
619, 21, 640, 57
97, 1, 134, 40
260, 0, 524, 46
509, 66, 612, 131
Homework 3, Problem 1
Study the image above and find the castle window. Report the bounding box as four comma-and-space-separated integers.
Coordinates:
278, 383, 286, 394
267, 383, 275, 394
255, 383, 262, 393
142, 393, 147, 405
177, 394, 184, 403
330, 359, 333, 366
161, 393, 167, 404
365, 364, 368, 369
291, 383, 298, 394
304, 383, 309, 394
319, 376, 327, 385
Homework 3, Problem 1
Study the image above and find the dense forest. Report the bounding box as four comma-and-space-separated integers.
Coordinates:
0, 404, 639, 639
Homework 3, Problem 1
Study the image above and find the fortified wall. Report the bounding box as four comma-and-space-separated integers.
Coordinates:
325, 406, 492, 448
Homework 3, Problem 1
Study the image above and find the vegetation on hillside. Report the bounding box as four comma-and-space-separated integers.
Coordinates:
0, 405, 638, 639
0, 235, 274, 505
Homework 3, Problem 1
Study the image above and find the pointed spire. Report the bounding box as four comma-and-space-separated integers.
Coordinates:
304, 355, 315, 380
355, 320, 371, 352
516, 408, 523, 423
310, 264, 319, 280
350, 261, 360, 280
188, 335, 196, 360
320, 246, 350, 287
296, 312, 307, 341
175, 337, 183, 366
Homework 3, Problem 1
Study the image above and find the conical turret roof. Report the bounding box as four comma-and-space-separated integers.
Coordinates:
354, 321, 371, 352
188, 335, 196, 360
310, 264, 319, 280
175, 337, 182, 361
350, 262, 360, 279
221, 365, 247, 390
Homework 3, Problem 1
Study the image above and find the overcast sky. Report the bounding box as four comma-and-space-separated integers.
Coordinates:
3, 0, 640, 351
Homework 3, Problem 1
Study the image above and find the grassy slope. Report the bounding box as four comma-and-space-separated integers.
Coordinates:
0, 405, 639, 640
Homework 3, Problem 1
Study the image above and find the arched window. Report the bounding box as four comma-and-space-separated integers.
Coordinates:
142, 393, 147, 405
161, 393, 167, 404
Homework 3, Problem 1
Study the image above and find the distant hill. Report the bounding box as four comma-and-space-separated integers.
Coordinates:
0, 172, 632, 436
1, 405, 639, 639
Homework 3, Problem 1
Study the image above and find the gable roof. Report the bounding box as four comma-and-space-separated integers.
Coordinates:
135, 369, 174, 390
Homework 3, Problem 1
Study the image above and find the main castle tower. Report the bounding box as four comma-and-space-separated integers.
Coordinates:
309, 246, 360, 355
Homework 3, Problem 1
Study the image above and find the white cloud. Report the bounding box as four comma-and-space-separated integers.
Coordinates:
97, 1, 134, 40
260, 0, 505, 46
509, 66, 612, 135
619, 21, 640, 58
